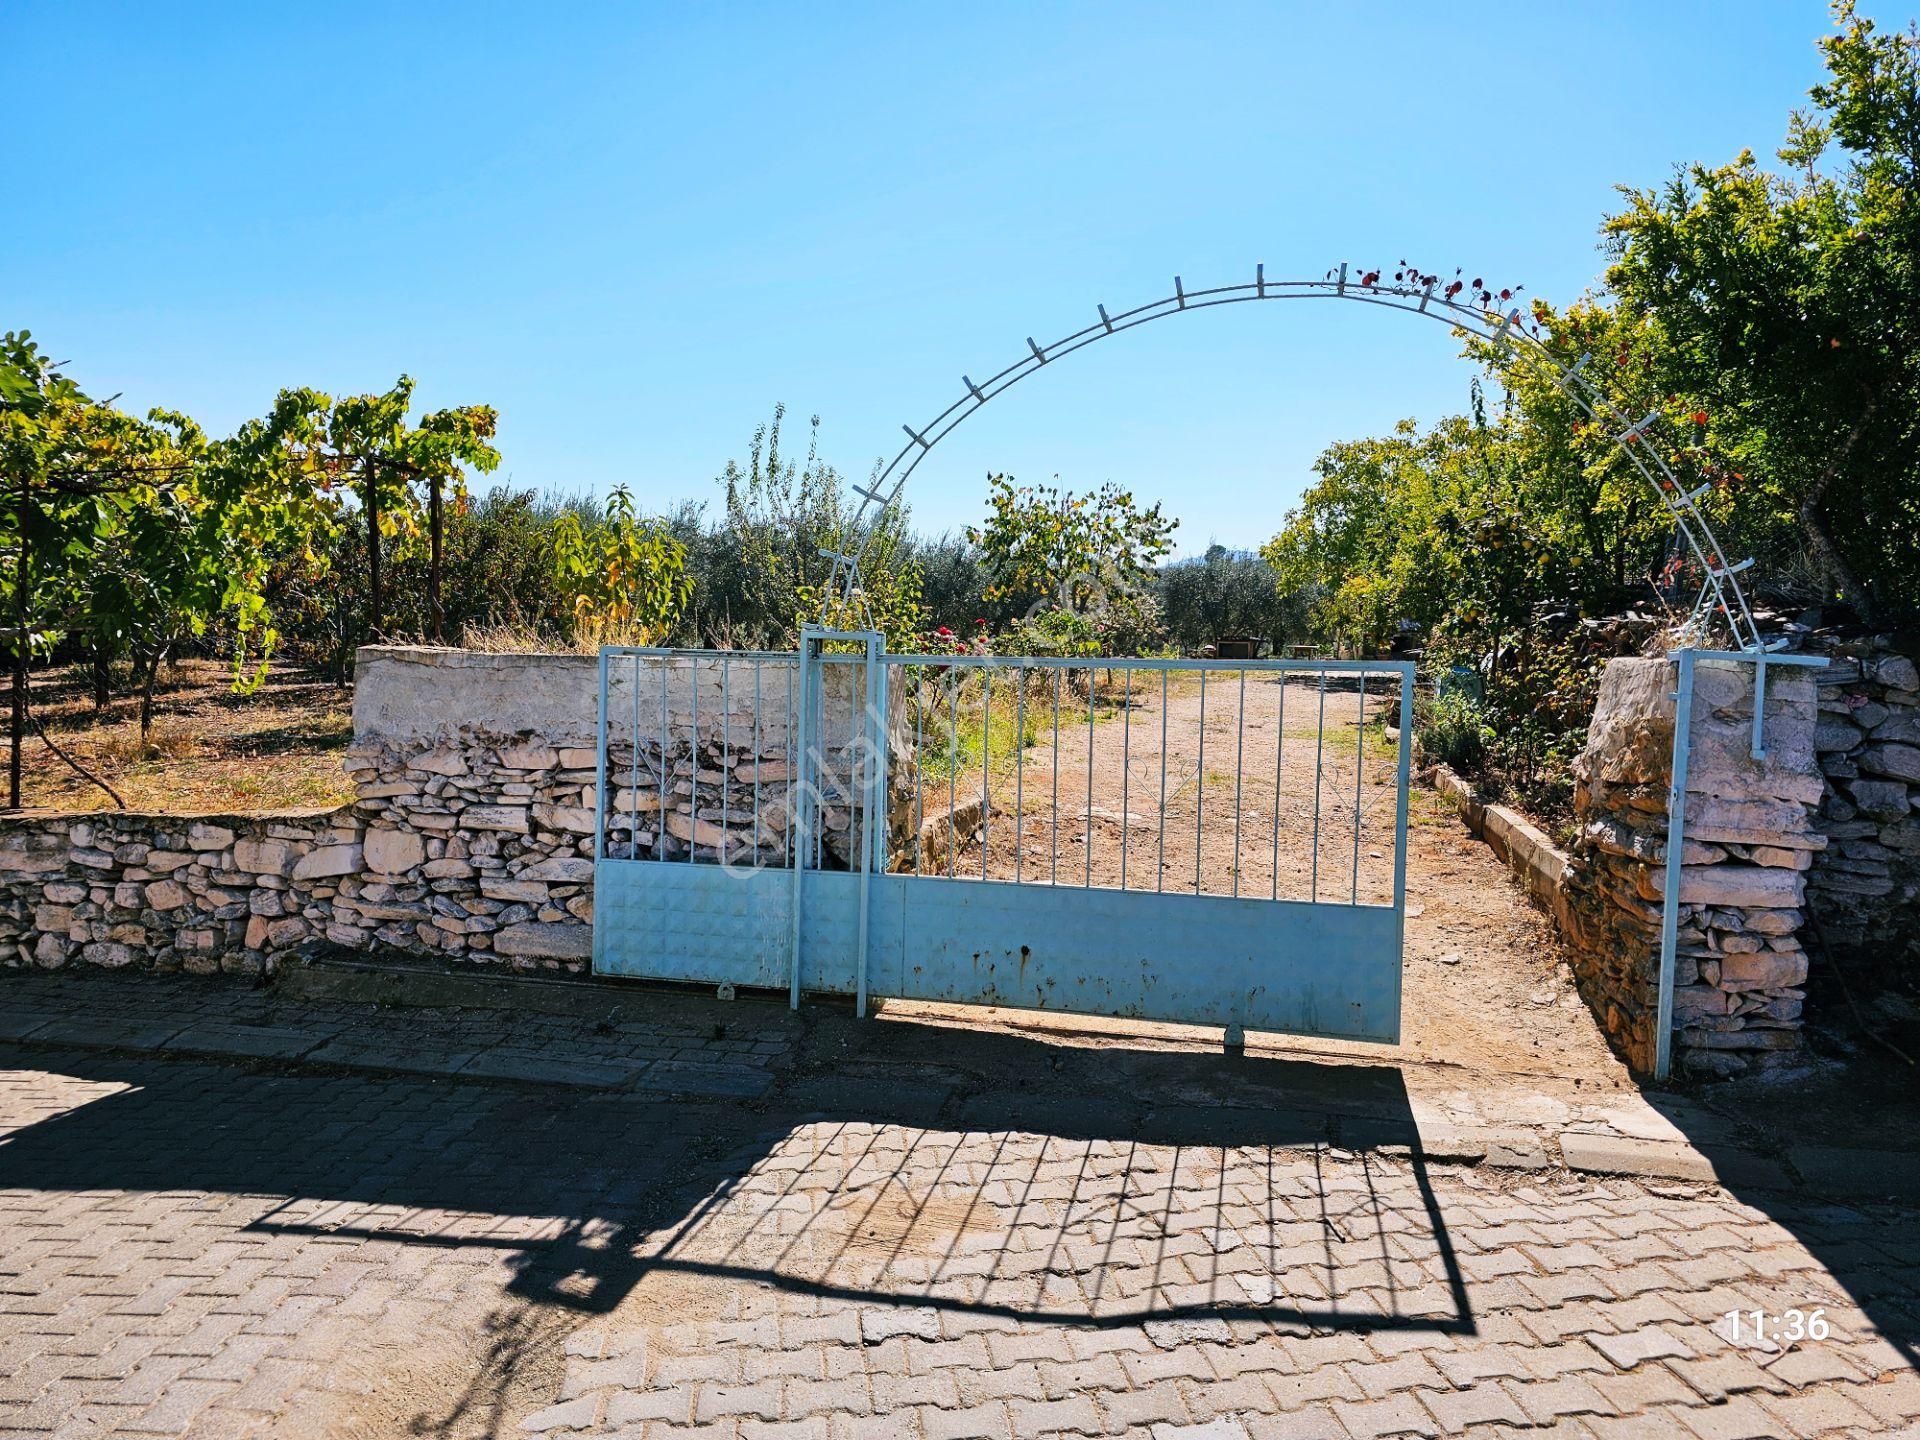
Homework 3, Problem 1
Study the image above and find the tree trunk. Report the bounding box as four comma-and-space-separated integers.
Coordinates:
92, 646, 111, 711
428, 471, 444, 644
1801, 401, 1879, 623
138, 645, 168, 739
365, 460, 383, 644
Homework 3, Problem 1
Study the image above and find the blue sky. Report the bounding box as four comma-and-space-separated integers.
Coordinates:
4, 2, 1865, 557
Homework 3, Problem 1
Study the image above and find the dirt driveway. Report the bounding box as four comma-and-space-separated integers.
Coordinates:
908, 668, 1626, 1087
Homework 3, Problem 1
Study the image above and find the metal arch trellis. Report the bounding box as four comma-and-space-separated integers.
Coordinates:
823, 263, 1774, 655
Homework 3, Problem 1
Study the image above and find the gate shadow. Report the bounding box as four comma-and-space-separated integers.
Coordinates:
0, 1021, 1472, 1337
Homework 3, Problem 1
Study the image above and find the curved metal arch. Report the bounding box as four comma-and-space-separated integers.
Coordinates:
831, 264, 1767, 654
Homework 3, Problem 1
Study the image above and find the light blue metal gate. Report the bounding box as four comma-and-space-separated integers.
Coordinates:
594, 629, 1413, 1043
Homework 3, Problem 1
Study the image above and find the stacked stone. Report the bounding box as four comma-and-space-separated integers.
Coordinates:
337, 736, 599, 969
1805, 636, 1920, 965
1565, 657, 1823, 1075
0, 810, 360, 975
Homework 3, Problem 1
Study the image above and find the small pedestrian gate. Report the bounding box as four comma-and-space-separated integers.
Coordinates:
594, 629, 1412, 1043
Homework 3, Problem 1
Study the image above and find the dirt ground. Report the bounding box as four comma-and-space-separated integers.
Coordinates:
913, 669, 1631, 1087
16, 658, 354, 813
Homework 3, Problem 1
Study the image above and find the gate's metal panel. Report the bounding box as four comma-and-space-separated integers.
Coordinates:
593, 863, 1398, 1041
592, 860, 791, 988
871, 875, 1399, 1040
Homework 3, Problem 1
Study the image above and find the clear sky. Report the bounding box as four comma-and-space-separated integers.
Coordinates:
3, 2, 1871, 558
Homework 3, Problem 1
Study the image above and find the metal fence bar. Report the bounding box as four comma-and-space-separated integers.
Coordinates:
982, 670, 991, 882
913, 678, 926, 876
789, 637, 811, 1008
1271, 672, 1286, 900
1051, 670, 1062, 885
1120, 670, 1132, 890
688, 657, 699, 864
1157, 669, 1168, 894
1195, 670, 1207, 896
1352, 672, 1366, 903
855, 636, 878, 1018
721, 656, 730, 857
1085, 667, 1094, 888
752, 664, 763, 862
1311, 671, 1326, 904
1014, 666, 1026, 884
947, 676, 959, 879
1232, 668, 1245, 898
655, 661, 667, 861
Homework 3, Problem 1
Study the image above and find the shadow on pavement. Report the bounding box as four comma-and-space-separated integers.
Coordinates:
0, 1014, 1471, 1339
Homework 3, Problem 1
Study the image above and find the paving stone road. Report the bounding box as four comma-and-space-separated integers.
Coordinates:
1, 980, 1917, 1438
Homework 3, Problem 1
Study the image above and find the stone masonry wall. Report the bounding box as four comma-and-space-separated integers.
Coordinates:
1, 809, 363, 975
1562, 656, 1823, 1075
1804, 633, 1920, 980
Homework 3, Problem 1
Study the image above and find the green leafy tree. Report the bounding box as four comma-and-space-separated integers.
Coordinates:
1603, 0, 1920, 619
553, 484, 692, 644
967, 474, 1176, 625
325, 377, 501, 644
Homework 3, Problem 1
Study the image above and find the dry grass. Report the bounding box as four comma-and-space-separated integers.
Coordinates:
18, 659, 355, 815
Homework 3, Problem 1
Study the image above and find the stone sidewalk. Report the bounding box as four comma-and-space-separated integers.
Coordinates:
1, 969, 1917, 1437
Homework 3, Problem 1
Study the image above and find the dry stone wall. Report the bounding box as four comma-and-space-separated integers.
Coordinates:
1804, 634, 1920, 978
1563, 656, 1823, 1075
0, 809, 362, 975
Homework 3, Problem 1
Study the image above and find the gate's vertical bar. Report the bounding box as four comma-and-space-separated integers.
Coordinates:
1195, 670, 1207, 895
1085, 666, 1094, 888
1051, 670, 1062, 885
688, 657, 699, 863
785, 664, 795, 866
1311, 671, 1327, 903
1655, 650, 1696, 1082
1157, 669, 1168, 893
855, 633, 880, 1018
627, 656, 640, 855
1014, 665, 1026, 884
913, 680, 925, 876
595, 650, 609, 864
981, 669, 991, 881
1392, 663, 1414, 1042
721, 656, 731, 860
753, 664, 763, 862
1271, 671, 1286, 900
656, 663, 668, 861
1352, 672, 1367, 903
789, 632, 812, 1009
1232, 669, 1246, 897
874, 648, 891, 877
1120, 670, 1132, 891
947, 676, 959, 878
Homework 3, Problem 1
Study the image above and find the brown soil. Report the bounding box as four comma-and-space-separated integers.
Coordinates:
14, 658, 355, 814
917, 669, 1628, 1085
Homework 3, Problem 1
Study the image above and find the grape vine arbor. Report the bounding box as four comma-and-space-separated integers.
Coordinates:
826, 263, 1772, 657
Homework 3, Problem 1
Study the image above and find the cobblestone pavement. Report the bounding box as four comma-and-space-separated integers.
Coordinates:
1, 985, 1918, 1437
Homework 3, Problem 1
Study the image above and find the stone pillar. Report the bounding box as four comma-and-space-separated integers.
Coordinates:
1563, 656, 1824, 1076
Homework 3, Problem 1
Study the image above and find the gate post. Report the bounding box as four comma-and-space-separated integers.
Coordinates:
789, 629, 816, 1010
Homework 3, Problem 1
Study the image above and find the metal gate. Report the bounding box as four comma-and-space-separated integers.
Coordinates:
593, 629, 1412, 1043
